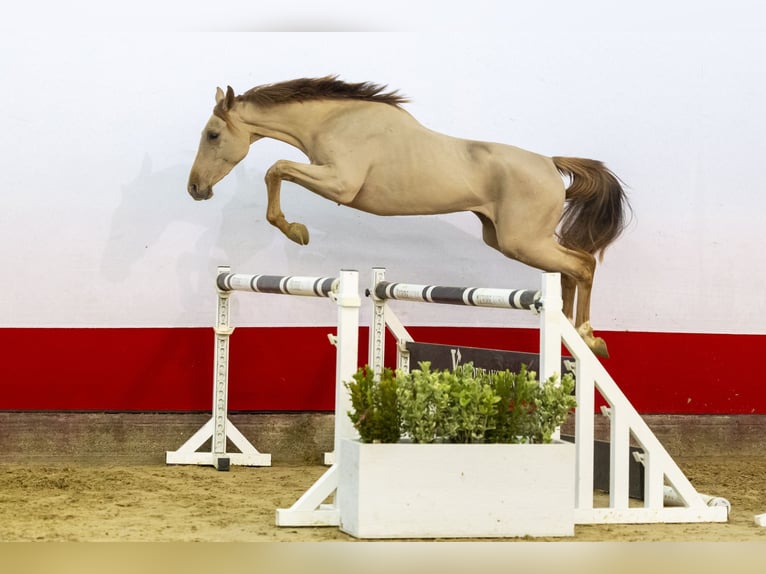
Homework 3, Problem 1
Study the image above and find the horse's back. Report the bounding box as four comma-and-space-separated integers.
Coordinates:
317, 101, 563, 216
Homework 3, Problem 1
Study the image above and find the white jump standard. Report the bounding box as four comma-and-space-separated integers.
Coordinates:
166, 266, 358, 471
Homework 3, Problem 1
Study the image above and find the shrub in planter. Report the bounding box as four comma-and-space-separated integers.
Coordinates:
447, 365, 502, 443
341, 363, 578, 539
397, 362, 500, 443
533, 370, 577, 442
395, 362, 451, 443
345, 362, 576, 444
344, 366, 400, 443
487, 365, 576, 444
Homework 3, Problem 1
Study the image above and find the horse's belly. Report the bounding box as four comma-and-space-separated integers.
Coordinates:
352, 157, 486, 216
350, 182, 471, 216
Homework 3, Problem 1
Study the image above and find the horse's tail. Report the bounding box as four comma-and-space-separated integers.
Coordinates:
552, 156, 631, 260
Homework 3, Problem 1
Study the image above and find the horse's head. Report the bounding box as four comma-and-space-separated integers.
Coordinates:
187, 86, 252, 200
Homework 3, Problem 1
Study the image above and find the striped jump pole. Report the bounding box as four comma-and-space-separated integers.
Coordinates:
217, 272, 338, 298
368, 268, 560, 386
373, 280, 542, 311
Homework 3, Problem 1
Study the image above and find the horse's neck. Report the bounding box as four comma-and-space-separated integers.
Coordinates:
235, 100, 339, 154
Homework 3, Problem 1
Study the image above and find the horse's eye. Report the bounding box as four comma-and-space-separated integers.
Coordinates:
207, 132, 220, 141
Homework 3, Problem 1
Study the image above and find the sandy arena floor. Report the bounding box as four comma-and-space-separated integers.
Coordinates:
0, 457, 764, 542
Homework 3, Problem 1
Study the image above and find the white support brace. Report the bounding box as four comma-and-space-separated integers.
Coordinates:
562, 319, 728, 524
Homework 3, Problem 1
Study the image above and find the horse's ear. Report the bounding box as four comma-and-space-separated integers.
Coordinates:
224, 86, 236, 110
215, 87, 225, 104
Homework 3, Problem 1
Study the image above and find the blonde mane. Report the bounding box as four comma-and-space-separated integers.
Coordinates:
238, 76, 409, 108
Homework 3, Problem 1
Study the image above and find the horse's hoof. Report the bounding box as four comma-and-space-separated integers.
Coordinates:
577, 321, 610, 358
287, 223, 309, 245
589, 337, 610, 359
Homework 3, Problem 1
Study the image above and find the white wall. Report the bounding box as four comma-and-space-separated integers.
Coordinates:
1, 1, 764, 334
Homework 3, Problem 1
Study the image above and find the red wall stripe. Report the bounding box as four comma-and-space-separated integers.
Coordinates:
0, 327, 762, 414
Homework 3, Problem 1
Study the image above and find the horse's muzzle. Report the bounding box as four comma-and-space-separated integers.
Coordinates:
187, 182, 213, 201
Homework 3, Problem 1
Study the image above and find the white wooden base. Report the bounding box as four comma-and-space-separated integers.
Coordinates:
337, 439, 575, 539
276, 465, 340, 526
576, 506, 728, 524
165, 418, 271, 469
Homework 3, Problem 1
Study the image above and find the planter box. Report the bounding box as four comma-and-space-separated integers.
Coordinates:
337, 438, 575, 539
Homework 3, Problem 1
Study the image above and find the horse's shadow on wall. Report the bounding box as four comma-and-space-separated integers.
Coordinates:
101, 155, 538, 318
101, 156, 284, 313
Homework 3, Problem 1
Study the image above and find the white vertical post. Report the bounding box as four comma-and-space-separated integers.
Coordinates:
539, 273, 562, 441
333, 269, 361, 452
574, 357, 595, 513
643, 450, 665, 509
212, 265, 234, 470
609, 406, 631, 510
539, 273, 562, 384
369, 267, 387, 377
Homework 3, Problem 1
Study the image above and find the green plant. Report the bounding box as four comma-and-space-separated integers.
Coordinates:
397, 362, 500, 443
344, 366, 400, 443
346, 362, 576, 445
396, 362, 452, 443
533, 371, 577, 443
487, 366, 576, 444
486, 365, 540, 443
446, 364, 501, 443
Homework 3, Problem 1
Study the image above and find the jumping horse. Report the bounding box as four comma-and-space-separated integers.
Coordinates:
187, 76, 630, 357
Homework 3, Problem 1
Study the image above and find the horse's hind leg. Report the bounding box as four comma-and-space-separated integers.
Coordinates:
516, 242, 606, 357
561, 274, 576, 322
478, 213, 608, 357
474, 212, 500, 251
475, 211, 592, 343
566, 255, 608, 357
534, 245, 606, 356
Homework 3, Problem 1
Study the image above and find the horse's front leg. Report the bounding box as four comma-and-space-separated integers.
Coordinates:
264, 160, 363, 245
265, 162, 310, 245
